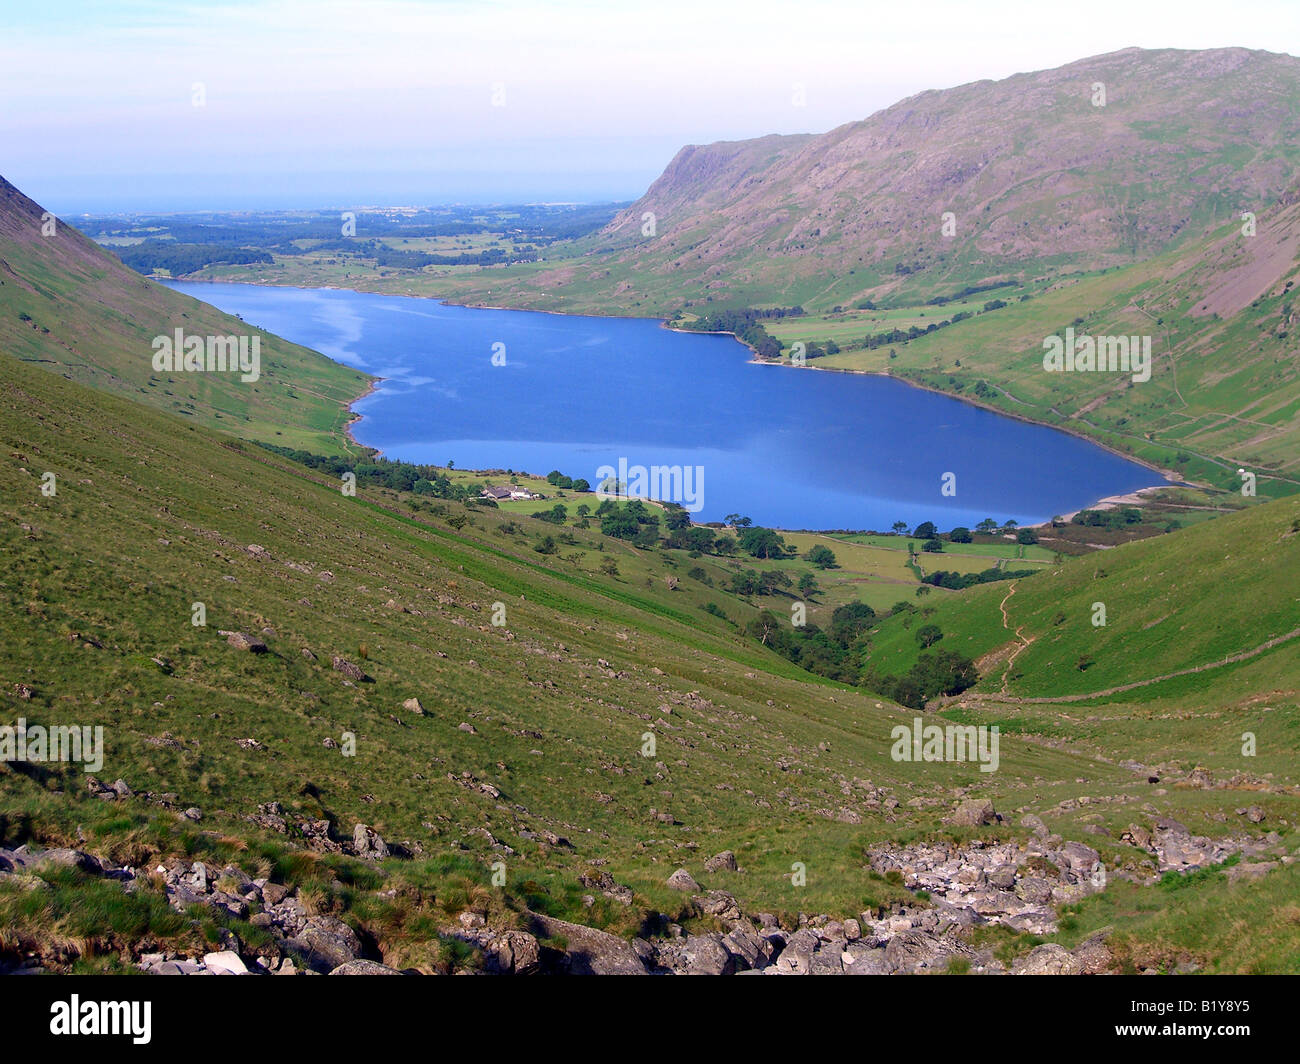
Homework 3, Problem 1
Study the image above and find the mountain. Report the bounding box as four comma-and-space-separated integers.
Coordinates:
0, 176, 370, 454
594, 46, 1300, 308
428, 47, 1300, 316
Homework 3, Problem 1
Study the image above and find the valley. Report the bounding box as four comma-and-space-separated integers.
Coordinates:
2, 39, 1298, 980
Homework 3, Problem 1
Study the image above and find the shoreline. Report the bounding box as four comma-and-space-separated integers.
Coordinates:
187, 274, 1188, 526
344, 375, 385, 458
661, 320, 1184, 513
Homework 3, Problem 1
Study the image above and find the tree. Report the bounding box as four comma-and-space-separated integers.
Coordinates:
725, 513, 753, 529
730, 569, 760, 596
759, 569, 793, 595
632, 522, 660, 549
913, 521, 937, 539
804, 544, 838, 569
949, 526, 972, 543
829, 601, 876, 647
797, 572, 819, 597
714, 535, 737, 556
663, 506, 692, 531
976, 518, 997, 534
683, 526, 715, 553
600, 509, 640, 539
1016, 527, 1038, 545
1001, 518, 1019, 531
922, 537, 944, 553
546, 470, 563, 485
738, 527, 789, 559
916, 623, 943, 648
891, 521, 909, 535
572, 478, 591, 493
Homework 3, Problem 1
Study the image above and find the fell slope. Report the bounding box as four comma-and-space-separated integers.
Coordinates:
0, 350, 1116, 913
789, 187, 1300, 487
2, 352, 1297, 972
0, 176, 371, 454
864, 492, 1299, 706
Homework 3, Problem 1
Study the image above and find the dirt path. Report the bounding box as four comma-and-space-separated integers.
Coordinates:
997, 581, 1034, 692
951, 625, 1300, 707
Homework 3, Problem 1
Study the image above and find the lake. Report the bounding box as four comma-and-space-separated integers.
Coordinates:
168, 282, 1165, 530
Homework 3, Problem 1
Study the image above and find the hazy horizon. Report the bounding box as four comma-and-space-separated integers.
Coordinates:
6, 0, 1300, 214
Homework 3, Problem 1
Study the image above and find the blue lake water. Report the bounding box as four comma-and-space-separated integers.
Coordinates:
168, 282, 1165, 530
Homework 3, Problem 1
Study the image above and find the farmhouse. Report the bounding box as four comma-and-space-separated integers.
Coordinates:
480, 485, 542, 501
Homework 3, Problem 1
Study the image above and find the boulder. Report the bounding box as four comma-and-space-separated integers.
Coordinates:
845, 948, 890, 975
261, 881, 290, 906
773, 928, 819, 975
33, 848, 97, 873
1059, 841, 1101, 876
666, 868, 701, 892
329, 960, 404, 975
528, 913, 646, 975
224, 631, 267, 653
1012, 943, 1083, 975
352, 823, 389, 860
485, 931, 541, 975
1071, 932, 1113, 975
883, 931, 948, 974
1020, 813, 1048, 835
947, 799, 997, 827
694, 890, 741, 921
809, 949, 844, 975
287, 915, 363, 972
704, 850, 738, 873
988, 864, 1018, 890
331, 656, 369, 682
721, 928, 768, 970
202, 950, 248, 976
1014, 877, 1055, 905
155, 960, 204, 975
681, 933, 737, 976
402, 697, 425, 716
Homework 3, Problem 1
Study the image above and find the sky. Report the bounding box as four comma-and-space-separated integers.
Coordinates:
3, 0, 1298, 213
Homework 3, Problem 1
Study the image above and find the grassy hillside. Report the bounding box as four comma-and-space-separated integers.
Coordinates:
863, 492, 1300, 704
0, 176, 371, 455
773, 194, 1300, 497
3, 349, 1298, 971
